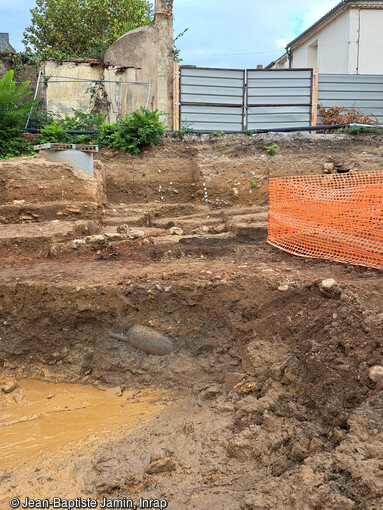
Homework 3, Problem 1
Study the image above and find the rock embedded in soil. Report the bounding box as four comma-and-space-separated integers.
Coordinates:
323, 162, 335, 173
1, 379, 19, 394
368, 365, 383, 387
192, 225, 210, 235
319, 278, 341, 299
116, 224, 130, 234
200, 383, 222, 399
107, 386, 123, 397
146, 457, 176, 474
224, 371, 247, 393
169, 227, 183, 236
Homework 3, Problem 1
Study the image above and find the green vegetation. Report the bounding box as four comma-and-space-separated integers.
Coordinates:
36, 121, 72, 144
0, 71, 165, 159
0, 70, 37, 159
250, 179, 259, 189
23, 0, 153, 60
37, 107, 165, 155
36, 110, 106, 144
61, 110, 106, 131
264, 144, 278, 156
171, 120, 194, 138
342, 125, 383, 136
98, 108, 165, 154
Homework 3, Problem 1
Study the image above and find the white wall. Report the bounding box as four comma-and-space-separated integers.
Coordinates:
358, 9, 383, 74
276, 7, 383, 75
291, 10, 350, 73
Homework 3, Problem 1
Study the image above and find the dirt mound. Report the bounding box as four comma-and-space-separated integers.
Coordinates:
0, 155, 104, 223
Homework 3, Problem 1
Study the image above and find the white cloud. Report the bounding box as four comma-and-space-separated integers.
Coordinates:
276, 39, 287, 48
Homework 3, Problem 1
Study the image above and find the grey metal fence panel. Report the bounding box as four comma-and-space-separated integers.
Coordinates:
247, 106, 311, 130
246, 70, 313, 129
247, 70, 312, 106
180, 105, 243, 131
318, 74, 383, 123
179, 68, 314, 131
180, 67, 245, 130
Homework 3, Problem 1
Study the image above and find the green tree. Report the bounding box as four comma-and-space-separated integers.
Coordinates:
23, 0, 153, 60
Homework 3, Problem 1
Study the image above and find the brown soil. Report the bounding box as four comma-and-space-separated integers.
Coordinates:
1, 133, 383, 509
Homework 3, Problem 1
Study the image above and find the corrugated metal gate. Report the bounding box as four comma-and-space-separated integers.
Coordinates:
179, 67, 314, 131
180, 67, 245, 131
318, 74, 383, 123
247, 70, 312, 130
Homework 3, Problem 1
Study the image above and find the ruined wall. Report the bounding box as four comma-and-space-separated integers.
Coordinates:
44, 61, 102, 117
103, 0, 174, 126
42, 58, 163, 124
1, 0, 174, 125
40, 0, 174, 124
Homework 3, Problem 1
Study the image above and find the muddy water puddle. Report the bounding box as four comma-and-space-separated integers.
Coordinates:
0, 378, 170, 468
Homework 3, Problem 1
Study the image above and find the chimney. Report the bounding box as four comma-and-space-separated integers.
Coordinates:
155, 0, 173, 20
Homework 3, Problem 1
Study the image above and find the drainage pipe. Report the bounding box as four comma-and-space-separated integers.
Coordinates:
25, 122, 383, 136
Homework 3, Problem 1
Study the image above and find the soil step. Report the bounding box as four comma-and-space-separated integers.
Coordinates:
104, 202, 210, 219
227, 212, 268, 241
101, 215, 148, 227
0, 220, 99, 254
0, 201, 102, 224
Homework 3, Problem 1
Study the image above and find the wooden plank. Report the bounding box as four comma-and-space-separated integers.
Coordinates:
311, 67, 319, 131
173, 62, 180, 131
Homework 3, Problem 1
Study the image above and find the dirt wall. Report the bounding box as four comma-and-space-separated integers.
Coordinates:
0, 155, 104, 223
99, 132, 383, 206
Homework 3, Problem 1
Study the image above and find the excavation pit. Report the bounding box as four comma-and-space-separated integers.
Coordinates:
1, 134, 383, 509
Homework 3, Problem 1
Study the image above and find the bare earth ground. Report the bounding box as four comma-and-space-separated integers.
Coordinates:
0, 134, 383, 509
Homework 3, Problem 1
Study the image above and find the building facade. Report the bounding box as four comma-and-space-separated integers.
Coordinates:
268, 0, 383, 74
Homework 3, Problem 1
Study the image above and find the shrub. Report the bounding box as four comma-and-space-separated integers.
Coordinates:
36, 108, 165, 153
36, 121, 72, 144
0, 70, 38, 158
27, 108, 56, 130
111, 108, 165, 154
0, 136, 35, 160
97, 123, 116, 148
61, 109, 106, 131
98, 108, 165, 154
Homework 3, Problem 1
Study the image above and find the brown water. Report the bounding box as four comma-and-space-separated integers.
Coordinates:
0, 378, 168, 468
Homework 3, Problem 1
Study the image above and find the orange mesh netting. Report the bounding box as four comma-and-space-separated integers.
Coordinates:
267, 170, 383, 270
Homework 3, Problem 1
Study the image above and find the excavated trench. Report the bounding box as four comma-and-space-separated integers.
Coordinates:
1, 238, 383, 510
1, 134, 383, 509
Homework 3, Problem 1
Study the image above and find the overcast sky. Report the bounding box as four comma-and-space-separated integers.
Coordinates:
2, 0, 340, 68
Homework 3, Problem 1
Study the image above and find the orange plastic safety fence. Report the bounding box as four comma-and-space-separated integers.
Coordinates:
267, 170, 383, 270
